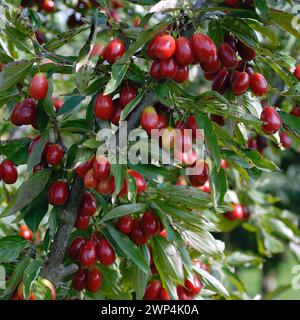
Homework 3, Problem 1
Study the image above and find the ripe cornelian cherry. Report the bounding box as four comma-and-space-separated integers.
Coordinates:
75, 212, 90, 230
118, 169, 147, 197
256, 135, 268, 152
160, 288, 171, 300
199, 180, 210, 193
119, 82, 138, 108
19, 225, 33, 241
96, 175, 116, 195
188, 161, 209, 187
110, 99, 122, 125
156, 114, 167, 130
185, 274, 202, 296
45, 144, 64, 166
191, 34, 217, 62
211, 114, 225, 126
79, 240, 97, 268
186, 115, 198, 139
130, 219, 149, 246
97, 239, 116, 266
79, 192, 97, 216
237, 40, 256, 61
225, 0, 241, 7
290, 106, 300, 117
103, 39, 125, 64
68, 237, 85, 261
41, 0, 55, 12
147, 34, 164, 59
150, 60, 163, 80
72, 269, 86, 291
160, 57, 178, 79
18, 99, 37, 125
144, 280, 162, 300
248, 137, 258, 150
173, 65, 189, 83
249, 73, 268, 96
231, 72, 250, 95
117, 215, 134, 234
212, 67, 230, 95
224, 34, 237, 52
48, 181, 69, 206
200, 54, 220, 72
29, 73, 48, 100
2, 160, 18, 184
203, 68, 221, 81
224, 204, 248, 221
141, 210, 160, 237
153, 35, 176, 60
260, 106, 281, 135
84, 169, 98, 189
141, 106, 159, 134
177, 285, 191, 300
94, 93, 114, 120
86, 267, 102, 292
93, 155, 110, 179
52, 97, 63, 111
293, 65, 300, 81
75, 157, 95, 178
175, 37, 194, 66
10, 102, 22, 126
280, 132, 292, 149
218, 43, 237, 68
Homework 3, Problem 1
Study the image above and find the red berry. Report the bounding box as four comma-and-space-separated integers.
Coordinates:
29, 73, 48, 100
86, 267, 102, 292
119, 82, 138, 108
130, 219, 148, 246
212, 67, 230, 95
75, 157, 95, 178
72, 269, 86, 291
225, 0, 241, 7
68, 237, 85, 261
249, 73, 268, 96
84, 169, 98, 189
2, 160, 18, 184
260, 106, 281, 135
97, 239, 116, 266
191, 34, 217, 62
290, 106, 300, 117
248, 137, 258, 150
40, 0, 55, 12
147, 34, 164, 59
173, 65, 189, 83
186, 115, 198, 139
160, 57, 178, 79
237, 40, 256, 61
211, 114, 225, 126
203, 68, 221, 81
188, 161, 209, 187
231, 71, 250, 95
150, 60, 163, 80
141, 210, 160, 237
45, 144, 64, 166
48, 181, 69, 206
280, 132, 292, 149
160, 288, 171, 300
103, 39, 125, 64
117, 215, 134, 234
218, 43, 237, 68
52, 97, 63, 111
79, 240, 97, 268
118, 169, 147, 197
79, 192, 97, 216
157, 114, 168, 130
94, 93, 114, 120
10, 102, 22, 126
200, 54, 220, 72
96, 175, 116, 195
18, 99, 37, 125
141, 106, 159, 134
92, 155, 110, 179
91, 43, 105, 57
19, 225, 33, 241
75, 212, 90, 230
185, 274, 202, 296
199, 180, 210, 193
177, 285, 191, 300
294, 65, 300, 81
224, 204, 246, 221
175, 37, 194, 66
224, 34, 237, 52
144, 280, 162, 300
256, 134, 268, 152
153, 35, 176, 60
110, 99, 123, 125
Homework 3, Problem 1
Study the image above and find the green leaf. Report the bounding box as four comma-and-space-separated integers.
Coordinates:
243, 150, 279, 171
23, 259, 42, 300
0, 138, 30, 165
227, 251, 263, 267
27, 134, 48, 172
110, 164, 125, 197
57, 95, 85, 116
4, 27, 34, 55
104, 62, 130, 95
0, 169, 52, 218
209, 166, 227, 207
155, 83, 173, 107
0, 236, 27, 263
100, 203, 147, 223
278, 111, 300, 138
97, 264, 122, 298
255, 0, 269, 21
120, 90, 145, 120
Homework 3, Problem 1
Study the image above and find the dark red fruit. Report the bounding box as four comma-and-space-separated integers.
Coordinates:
191, 34, 217, 62
94, 93, 114, 120
97, 239, 116, 266
118, 169, 147, 197
177, 285, 191, 300
75, 157, 95, 178
175, 37, 194, 66
224, 34, 237, 52
141, 106, 159, 134
204, 68, 221, 81
185, 274, 202, 296
79, 192, 97, 216
160, 57, 178, 79
218, 43, 237, 68
294, 65, 300, 81
150, 60, 163, 80
96, 175, 116, 195
248, 137, 257, 150
52, 97, 63, 111
86, 267, 102, 292
130, 219, 148, 246
211, 114, 225, 126
79, 240, 97, 268
290, 106, 300, 117
75, 212, 90, 230
93, 155, 110, 179
160, 288, 171, 300
45, 144, 64, 166
173, 65, 189, 83
225, 0, 241, 7
260, 106, 281, 135
84, 169, 98, 189
249, 73, 268, 96
212, 68, 230, 95
186, 115, 199, 139
200, 54, 220, 72
2, 160, 18, 184
10, 103, 22, 126
280, 132, 292, 149
19, 225, 33, 241
231, 72, 250, 95
117, 215, 134, 234
141, 210, 160, 237
144, 280, 162, 300
147, 34, 164, 59
40, 0, 55, 12
29, 73, 48, 100
157, 114, 167, 130
18, 99, 37, 125
68, 237, 85, 261
119, 82, 138, 108
110, 99, 123, 125
256, 135, 268, 151
72, 269, 86, 291
153, 35, 176, 60
224, 204, 247, 221
188, 161, 209, 187
103, 39, 125, 64
237, 40, 256, 61
48, 181, 69, 206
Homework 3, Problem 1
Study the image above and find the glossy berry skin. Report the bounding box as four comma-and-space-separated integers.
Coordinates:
204, 68, 221, 81
249, 73, 268, 96
211, 114, 225, 126
29, 73, 48, 100
128, 169, 147, 194
188, 161, 209, 187
290, 106, 300, 117
84, 169, 98, 189
173, 65, 189, 83
141, 106, 159, 134
41, 0, 55, 12
200, 54, 220, 72
117, 215, 134, 234
157, 114, 168, 130
2, 160, 18, 184
141, 210, 160, 237
186, 115, 198, 139
68, 237, 85, 261
110, 100, 122, 125
18, 99, 37, 125
48, 181, 69, 206
72, 269, 86, 291
260, 106, 281, 135
19, 224, 33, 241
79, 240, 97, 268
93, 155, 110, 179
153, 35, 176, 60
294, 65, 300, 81
96, 175, 116, 195
97, 239, 116, 266
177, 285, 192, 300
191, 34, 217, 62
231, 72, 250, 95
75, 212, 90, 230
224, 34, 237, 52
94, 93, 114, 120
86, 267, 102, 292
10, 103, 22, 126
280, 132, 292, 149
104, 39, 125, 64
185, 274, 202, 296
237, 41, 256, 61
75, 157, 94, 178
119, 83, 138, 108
150, 60, 163, 80
225, 0, 241, 7
147, 34, 164, 59
212, 68, 230, 95
45, 144, 64, 166
144, 280, 162, 300
160, 57, 178, 79
218, 43, 237, 68
224, 204, 247, 221
52, 97, 63, 111
248, 137, 258, 150
79, 192, 97, 216
175, 37, 194, 66
130, 219, 149, 246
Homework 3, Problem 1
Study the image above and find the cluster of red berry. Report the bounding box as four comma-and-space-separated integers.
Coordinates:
21, 0, 55, 13
74, 192, 97, 230
225, 0, 254, 7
